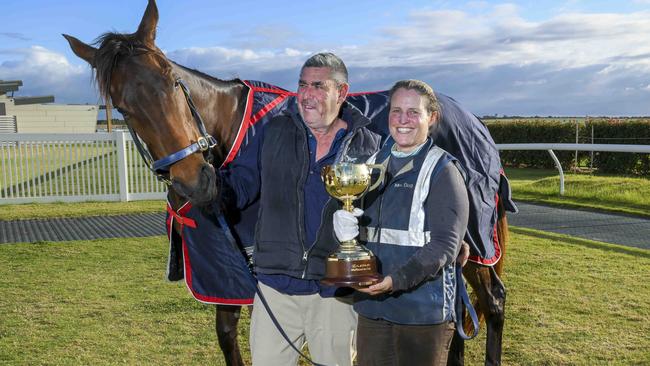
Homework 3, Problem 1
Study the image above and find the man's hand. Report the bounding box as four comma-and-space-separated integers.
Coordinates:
457, 241, 470, 267
333, 208, 363, 242
357, 276, 393, 296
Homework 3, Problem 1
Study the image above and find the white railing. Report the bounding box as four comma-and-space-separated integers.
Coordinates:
0, 132, 166, 204
3, 138, 647, 203
496, 143, 650, 195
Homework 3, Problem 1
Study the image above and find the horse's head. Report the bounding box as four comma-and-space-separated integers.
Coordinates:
63, 0, 218, 206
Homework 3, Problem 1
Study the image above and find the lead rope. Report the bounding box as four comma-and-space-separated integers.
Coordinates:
455, 263, 480, 339
213, 210, 326, 366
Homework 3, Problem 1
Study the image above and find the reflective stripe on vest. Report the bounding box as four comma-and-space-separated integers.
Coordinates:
362, 145, 446, 247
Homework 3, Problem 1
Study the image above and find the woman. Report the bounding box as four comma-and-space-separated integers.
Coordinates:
333, 79, 470, 366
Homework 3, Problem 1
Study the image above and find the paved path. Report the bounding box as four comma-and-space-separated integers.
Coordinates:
0, 212, 166, 244
1, 203, 649, 250
508, 202, 650, 250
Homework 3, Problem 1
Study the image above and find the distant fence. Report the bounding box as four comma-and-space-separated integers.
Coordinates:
497, 143, 650, 195
0, 132, 166, 204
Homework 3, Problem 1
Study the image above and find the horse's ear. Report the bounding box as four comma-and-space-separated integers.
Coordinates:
63, 34, 97, 66
136, 0, 158, 47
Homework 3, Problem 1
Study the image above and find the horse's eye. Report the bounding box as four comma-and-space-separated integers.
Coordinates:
174, 78, 183, 90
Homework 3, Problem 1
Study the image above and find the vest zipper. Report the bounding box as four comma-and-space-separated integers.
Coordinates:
297, 121, 309, 277
301, 250, 310, 279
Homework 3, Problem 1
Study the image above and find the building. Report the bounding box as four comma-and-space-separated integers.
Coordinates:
0, 79, 98, 133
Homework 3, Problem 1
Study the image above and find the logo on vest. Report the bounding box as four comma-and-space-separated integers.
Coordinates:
393, 182, 414, 189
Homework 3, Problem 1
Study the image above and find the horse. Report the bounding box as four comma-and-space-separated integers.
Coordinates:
64, 1, 252, 364
64, 1, 512, 365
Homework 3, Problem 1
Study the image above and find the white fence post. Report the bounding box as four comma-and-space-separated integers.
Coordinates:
114, 131, 130, 201
497, 143, 650, 195
547, 150, 565, 196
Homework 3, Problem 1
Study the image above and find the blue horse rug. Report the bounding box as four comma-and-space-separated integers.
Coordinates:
166, 80, 517, 305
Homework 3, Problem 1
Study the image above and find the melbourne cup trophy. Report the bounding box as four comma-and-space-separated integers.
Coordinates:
321, 163, 385, 288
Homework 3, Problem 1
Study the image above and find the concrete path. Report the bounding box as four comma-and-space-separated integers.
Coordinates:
508, 202, 650, 250
1, 203, 649, 250
0, 212, 165, 244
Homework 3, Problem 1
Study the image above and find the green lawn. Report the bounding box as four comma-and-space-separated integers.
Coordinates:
505, 168, 650, 217
0, 200, 165, 221
1, 232, 648, 365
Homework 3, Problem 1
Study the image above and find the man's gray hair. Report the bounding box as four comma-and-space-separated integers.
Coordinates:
301, 52, 349, 86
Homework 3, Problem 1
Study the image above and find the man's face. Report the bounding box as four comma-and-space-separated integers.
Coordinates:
388, 88, 437, 152
297, 67, 348, 131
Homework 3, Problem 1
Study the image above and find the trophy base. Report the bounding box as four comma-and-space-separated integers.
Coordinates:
320, 250, 382, 289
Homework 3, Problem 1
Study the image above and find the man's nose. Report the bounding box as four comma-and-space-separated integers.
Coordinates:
305, 86, 319, 98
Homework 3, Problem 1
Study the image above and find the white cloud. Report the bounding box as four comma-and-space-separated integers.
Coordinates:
514, 79, 547, 86
366, 9, 650, 71
4, 4, 650, 116
166, 46, 308, 78
0, 46, 98, 104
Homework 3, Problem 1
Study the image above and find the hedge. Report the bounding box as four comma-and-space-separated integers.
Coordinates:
486, 118, 650, 175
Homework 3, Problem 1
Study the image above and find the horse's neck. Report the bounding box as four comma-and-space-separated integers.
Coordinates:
172, 65, 248, 162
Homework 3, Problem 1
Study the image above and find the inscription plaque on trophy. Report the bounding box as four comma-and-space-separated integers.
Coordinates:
321, 163, 385, 288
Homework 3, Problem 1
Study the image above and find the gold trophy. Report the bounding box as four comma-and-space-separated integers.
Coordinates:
321, 163, 385, 288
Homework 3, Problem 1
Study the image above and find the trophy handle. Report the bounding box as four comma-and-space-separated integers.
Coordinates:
366, 164, 386, 192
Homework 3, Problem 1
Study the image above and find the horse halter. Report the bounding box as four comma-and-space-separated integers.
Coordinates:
118, 78, 218, 186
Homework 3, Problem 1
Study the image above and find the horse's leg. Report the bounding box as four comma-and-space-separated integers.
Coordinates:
483, 266, 505, 366
464, 263, 505, 366
446, 309, 465, 366
481, 202, 508, 365
215, 304, 244, 366
451, 198, 509, 366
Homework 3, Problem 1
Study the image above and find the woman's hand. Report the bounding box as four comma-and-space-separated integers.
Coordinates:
357, 276, 393, 296
457, 241, 470, 267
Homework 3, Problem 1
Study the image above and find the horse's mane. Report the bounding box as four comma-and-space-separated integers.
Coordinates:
172, 62, 238, 85
92, 32, 156, 102
92, 31, 240, 102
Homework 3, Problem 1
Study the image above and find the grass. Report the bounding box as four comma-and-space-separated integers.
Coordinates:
0, 200, 165, 221
0, 236, 233, 365
505, 167, 650, 217
1, 232, 649, 365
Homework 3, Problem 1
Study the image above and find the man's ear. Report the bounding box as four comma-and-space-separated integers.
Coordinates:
338, 83, 349, 104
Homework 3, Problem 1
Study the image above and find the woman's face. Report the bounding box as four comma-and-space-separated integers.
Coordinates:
388, 88, 437, 153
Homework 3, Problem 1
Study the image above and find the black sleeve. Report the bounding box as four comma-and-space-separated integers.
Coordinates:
390, 162, 469, 292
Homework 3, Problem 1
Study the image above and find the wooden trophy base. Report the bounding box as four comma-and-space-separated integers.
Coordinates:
320, 251, 382, 289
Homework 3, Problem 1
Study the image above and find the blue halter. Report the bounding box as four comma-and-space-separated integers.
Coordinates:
121, 78, 218, 186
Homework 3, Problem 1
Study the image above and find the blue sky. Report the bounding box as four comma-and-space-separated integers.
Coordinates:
2, 0, 650, 116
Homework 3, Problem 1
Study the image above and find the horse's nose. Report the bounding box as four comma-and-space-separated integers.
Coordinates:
195, 163, 218, 204
170, 163, 218, 206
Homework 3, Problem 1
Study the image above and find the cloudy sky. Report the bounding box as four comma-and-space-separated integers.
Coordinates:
2, 0, 650, 116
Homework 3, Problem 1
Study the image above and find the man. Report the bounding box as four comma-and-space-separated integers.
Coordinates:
221, 53, 381, 366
